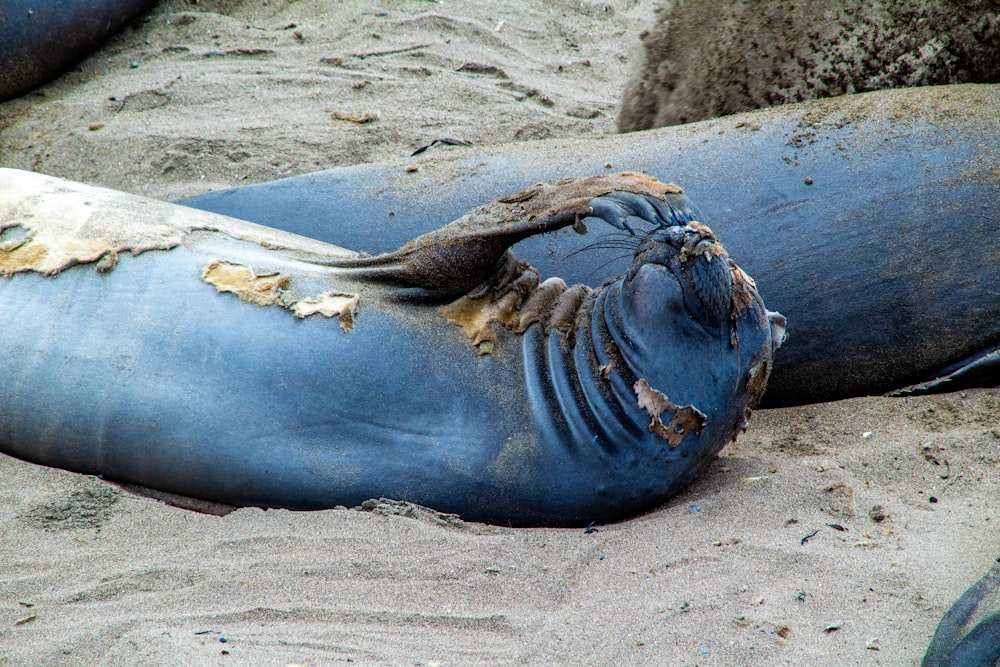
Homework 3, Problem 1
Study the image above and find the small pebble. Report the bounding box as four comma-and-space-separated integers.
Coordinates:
804, 176, 814, 185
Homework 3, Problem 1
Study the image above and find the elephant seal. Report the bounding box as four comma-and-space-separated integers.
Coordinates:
0, 0, 159, 102
923, 560, 1000, 667
0, 168, 775, 526
180, 84, 1000, 407
618, 0, 1000, 130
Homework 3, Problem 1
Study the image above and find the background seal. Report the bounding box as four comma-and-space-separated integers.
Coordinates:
181, 85, 1000, 407
0, 0, 159, 102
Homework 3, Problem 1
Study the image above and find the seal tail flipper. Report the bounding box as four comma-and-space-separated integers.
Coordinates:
890, 344, 1000, 397
323, 173, 693, 289
922, 560, 1000, 667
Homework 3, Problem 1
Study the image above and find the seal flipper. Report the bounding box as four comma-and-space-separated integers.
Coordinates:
922, 560, 1000, 667
890, 344, 1000, 397
325, 173, 689, 289
590, 191, 702, 234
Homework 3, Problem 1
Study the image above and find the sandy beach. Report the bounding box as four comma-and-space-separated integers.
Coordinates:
1, 1, 998, 664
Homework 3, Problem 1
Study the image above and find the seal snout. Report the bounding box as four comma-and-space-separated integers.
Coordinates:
673, 221, 726, 263
635, 222, 726, 265
626, 222, 742, 330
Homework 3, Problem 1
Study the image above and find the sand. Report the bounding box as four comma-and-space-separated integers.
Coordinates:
0, 1, 998, 664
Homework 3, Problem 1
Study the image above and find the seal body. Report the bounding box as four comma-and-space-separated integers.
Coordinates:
182, 84, 1000, 407
0, 0, 159, 102
0, 169, 773, 526
923, 561, 1000, 667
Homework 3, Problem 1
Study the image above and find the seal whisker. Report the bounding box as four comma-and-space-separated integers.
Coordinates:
565, 235, 642, 259
577, 252, 637, 281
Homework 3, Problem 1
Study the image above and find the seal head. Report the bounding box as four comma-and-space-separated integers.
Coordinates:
602, 220, 774, 469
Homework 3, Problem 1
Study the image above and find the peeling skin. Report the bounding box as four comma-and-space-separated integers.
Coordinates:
202, 260, 291, 307
438, 253, 599, 353
729, 261, 758, 315
497, 172, 684, 220
735, 359, 773, 436
747, 359, 770, 399
94, 250, 119, 274
438, 294, 504, 353
0, 223, 30, 250
515, 277, 569, 333
202, 260, 361, 330
678, 221, 727, 263
546, 284, 590, 334
438, 258, 540, 353
600, 341, 622, 380
633, 378, 708, 447
0, 168, 355, 278
291, 293, 360, 331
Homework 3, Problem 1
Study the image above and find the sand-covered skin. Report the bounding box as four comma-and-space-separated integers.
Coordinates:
618, 0, 1000, 131
1, 1, 998, 665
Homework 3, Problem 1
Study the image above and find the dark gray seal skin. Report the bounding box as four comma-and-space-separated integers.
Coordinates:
0, 0, 159, 103
923, 560, 1000, 667
0, 170, 774, 527
181, 84, 1000, 407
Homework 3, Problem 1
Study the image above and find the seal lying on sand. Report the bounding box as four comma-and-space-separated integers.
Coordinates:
0, 169, 775, 526
182, 84, 1000, 407
0, 0, 159, 102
